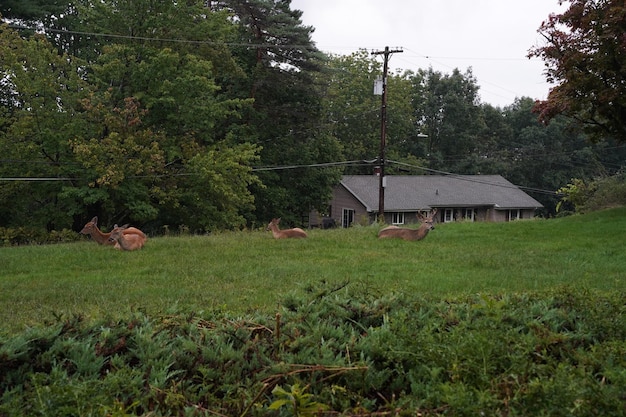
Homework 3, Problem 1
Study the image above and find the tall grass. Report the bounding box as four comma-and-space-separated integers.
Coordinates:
1, 207, 625, 334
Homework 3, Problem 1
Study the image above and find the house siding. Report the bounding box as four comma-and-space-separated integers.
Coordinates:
331, 185, 369, 227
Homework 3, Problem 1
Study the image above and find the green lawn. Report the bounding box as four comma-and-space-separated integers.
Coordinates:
2, 207, 625, 334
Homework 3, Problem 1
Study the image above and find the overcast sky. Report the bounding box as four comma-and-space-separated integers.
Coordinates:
289, 0, 567, 108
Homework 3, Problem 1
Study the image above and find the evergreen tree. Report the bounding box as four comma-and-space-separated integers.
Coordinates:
217, 0, 342, 225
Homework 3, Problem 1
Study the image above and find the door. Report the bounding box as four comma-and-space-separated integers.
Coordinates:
342, 208, 354, 228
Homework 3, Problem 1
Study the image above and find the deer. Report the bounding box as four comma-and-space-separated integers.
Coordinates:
378, 209, 438, 241
265, 218, 308, 239
108, 224, 147, 251
80, 216, 146, 248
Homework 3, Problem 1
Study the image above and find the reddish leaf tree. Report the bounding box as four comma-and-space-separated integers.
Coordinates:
529, 0, 626, 142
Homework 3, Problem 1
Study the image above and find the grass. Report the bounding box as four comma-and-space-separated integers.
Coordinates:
1, 207, 625, 334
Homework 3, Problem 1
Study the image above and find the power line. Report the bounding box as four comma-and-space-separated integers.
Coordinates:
0, 159, 561, 197
6, 23, 318, 50
252, 160, 367, 171
399, 47, 535, 105
0, 177, 73, 181
0, 156, 595, 196
0, 160, 366, 181
7, 22, 536, 106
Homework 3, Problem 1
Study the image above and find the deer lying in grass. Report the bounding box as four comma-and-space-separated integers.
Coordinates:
378, 209, 438, 241
266, 218, 307, 239
80, 216, 146, 249
108, 224, 147, 251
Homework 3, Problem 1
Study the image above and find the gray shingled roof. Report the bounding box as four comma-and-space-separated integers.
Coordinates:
341, 175, 544, 212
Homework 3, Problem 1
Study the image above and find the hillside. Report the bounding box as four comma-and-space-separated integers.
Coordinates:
1, 209, 625, 415
1, 208, 625, 333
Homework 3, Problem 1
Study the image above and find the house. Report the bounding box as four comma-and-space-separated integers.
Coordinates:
312, 174, 544, 227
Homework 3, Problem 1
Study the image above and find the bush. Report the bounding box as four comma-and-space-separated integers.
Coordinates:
583, 172, 626, 212
0, 227, 81, 246
557, 172, 626, 214
0, 284, 624, 416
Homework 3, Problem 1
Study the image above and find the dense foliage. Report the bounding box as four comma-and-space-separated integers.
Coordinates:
1, 284, 624, 416
1, 0, 625, 234
1, 0, 339, 233
557, 170, 626, 213
529, 0, 626, 143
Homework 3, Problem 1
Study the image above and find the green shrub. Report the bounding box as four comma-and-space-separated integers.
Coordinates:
1, 284, 624, 416
583, 172, 626, 212
0, 227, 81, 246
557, 172, 626, 213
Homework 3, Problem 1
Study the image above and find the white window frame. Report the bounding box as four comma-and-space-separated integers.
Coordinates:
391, 212, 405, 225
342, 208, 355, 228
443, 208, 454, 223
508, 209, 521, 221
463, 208, 475, 222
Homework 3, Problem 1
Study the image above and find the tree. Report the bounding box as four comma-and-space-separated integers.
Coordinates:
2, 0, 342, 232
69, 0, 261, 231
490, 97, 625, 214
318, 50, 382, 170
0, 0, 71, 23
410, 67, 486, 173
1, 1, 264, 233
385, 69, 429, 171
217, 0, 342, 225
316, 51, 420, 176
0, 25, 91, 230
1, 0, 87, 59
529, 0, 626, 142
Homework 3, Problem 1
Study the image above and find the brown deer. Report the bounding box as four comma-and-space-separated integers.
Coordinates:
378, 209, 438, 241
265, 218, 308, 239
108, 224, 147, 251
80, 216, 146, 248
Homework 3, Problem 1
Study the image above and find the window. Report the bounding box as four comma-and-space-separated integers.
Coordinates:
392, 212, 405, 225
508, 209, 521, 221
443, 208, 454, 223
462, 208, 475, 221
342, 208, 354, 228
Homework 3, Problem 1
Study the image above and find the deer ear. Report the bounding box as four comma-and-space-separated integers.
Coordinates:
120, 224, 130, 229
91, 216, 98, 224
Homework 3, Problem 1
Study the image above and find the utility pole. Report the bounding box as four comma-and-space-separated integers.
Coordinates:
372, 46, 402, 221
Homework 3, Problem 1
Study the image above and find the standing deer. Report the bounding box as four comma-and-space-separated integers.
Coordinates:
378, 209, 438, 241
108, 224, 147, 251
80, 216, 146, 248
265, 218, 308, 239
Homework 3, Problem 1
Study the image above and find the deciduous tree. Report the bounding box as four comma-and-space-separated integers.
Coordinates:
411, 67, 486, 173
318, 50, 382, 170
0, 26, 90, 230
529, 0, 626, 142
